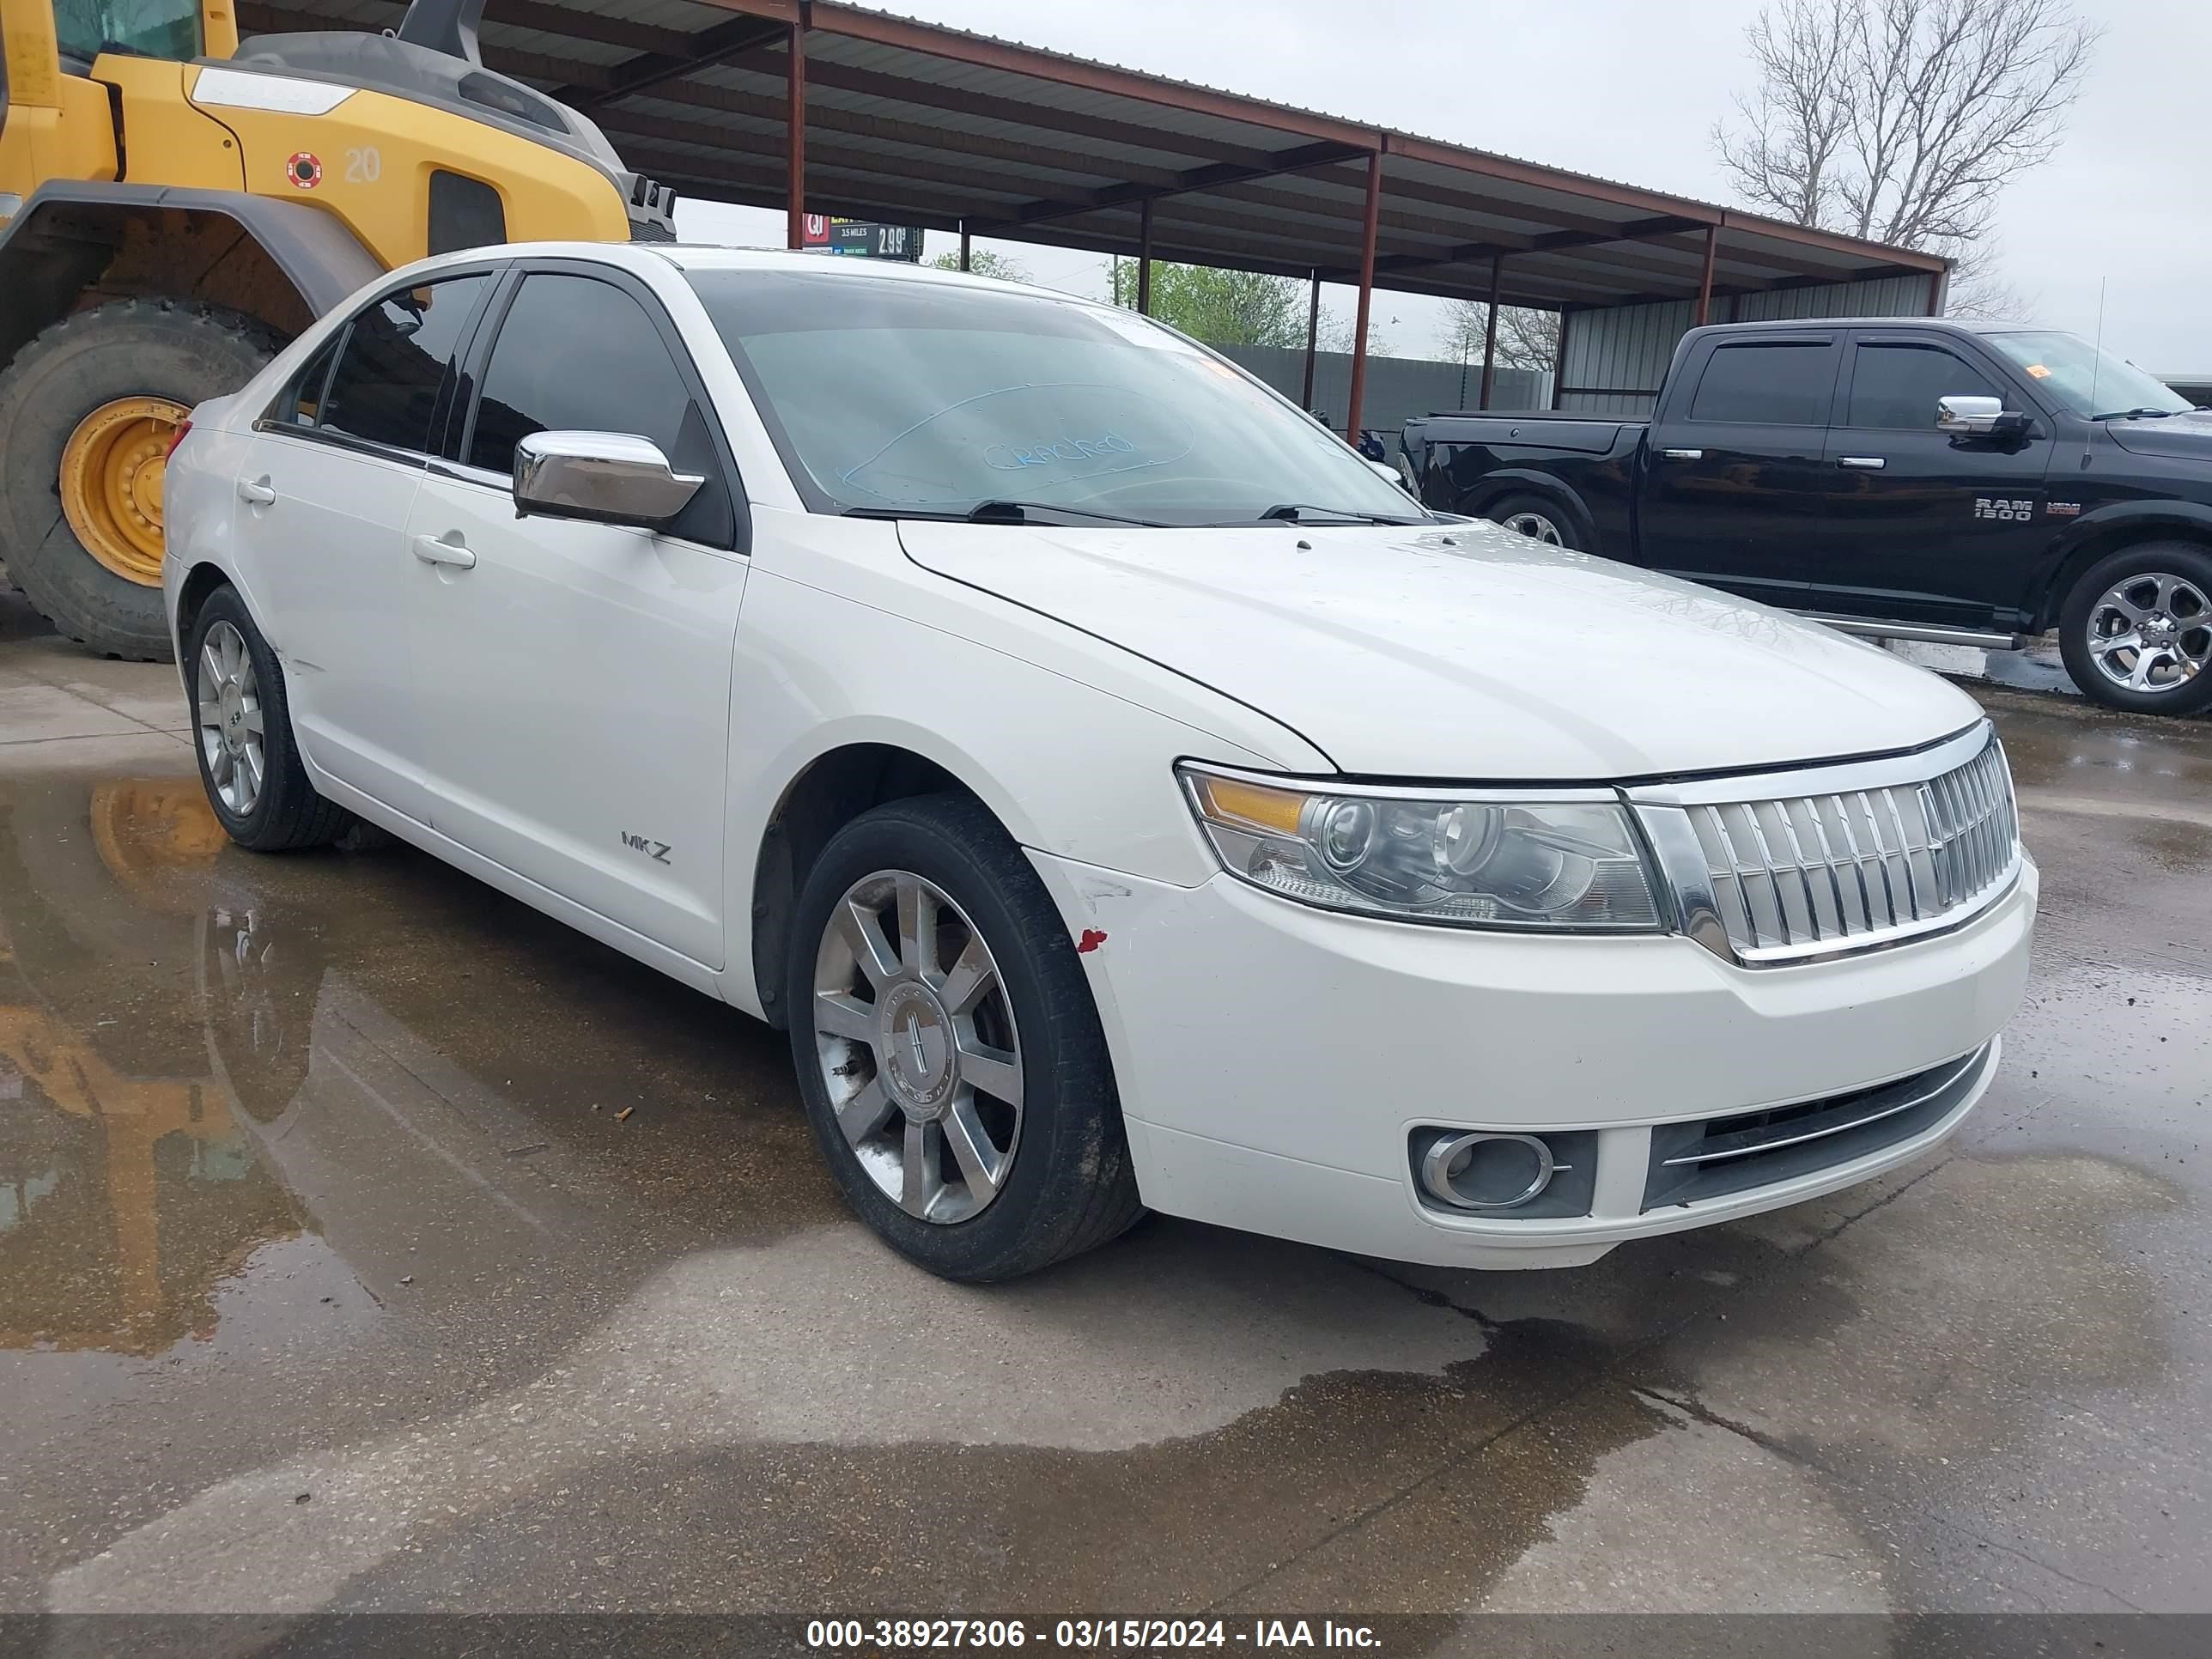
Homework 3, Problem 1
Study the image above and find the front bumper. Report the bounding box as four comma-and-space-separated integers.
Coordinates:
1031, 851, 2036, 1269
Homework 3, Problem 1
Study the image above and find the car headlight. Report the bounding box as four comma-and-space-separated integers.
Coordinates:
1178, 764, 1663, 931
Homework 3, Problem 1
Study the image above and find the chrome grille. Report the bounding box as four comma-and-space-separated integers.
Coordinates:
1633, 726, 2021, 965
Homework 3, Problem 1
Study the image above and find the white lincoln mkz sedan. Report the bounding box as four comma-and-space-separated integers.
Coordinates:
163, 244, 2036, 1281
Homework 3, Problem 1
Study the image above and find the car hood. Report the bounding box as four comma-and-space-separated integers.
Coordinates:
2101, 408, 2212, 460
897, 519, 1981, 781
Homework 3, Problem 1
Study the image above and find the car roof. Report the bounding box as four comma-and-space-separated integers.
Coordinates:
386, 240, 1092, 308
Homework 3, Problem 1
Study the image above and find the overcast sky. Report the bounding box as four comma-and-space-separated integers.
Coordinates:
677, 0, 2210, 374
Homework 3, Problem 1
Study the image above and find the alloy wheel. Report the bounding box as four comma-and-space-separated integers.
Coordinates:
2086, 573, 2210, 694
811, 869, 1024, 1224
195, 621, 266, 817
1500, 510, 1564, 544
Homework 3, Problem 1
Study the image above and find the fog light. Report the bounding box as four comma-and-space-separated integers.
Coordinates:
1419, 1132, 1561, 1211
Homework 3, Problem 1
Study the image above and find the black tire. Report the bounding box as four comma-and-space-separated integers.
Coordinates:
2057, 542, 2212, 716
1486, 492, 1578, 550
0, 299, 280, 661
785, 793, 1144, 1281
185, 585, 353, 852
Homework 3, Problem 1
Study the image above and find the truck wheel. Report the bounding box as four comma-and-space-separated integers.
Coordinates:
2057, 543, 2212, 715
787, 793, 1144, 1281
1486, 494, 1577, 550
0, 300, 280, 662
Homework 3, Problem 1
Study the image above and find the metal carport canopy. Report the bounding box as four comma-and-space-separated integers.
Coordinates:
244, 0, 1952, 428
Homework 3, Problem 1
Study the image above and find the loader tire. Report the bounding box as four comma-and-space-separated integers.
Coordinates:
0, 300, 281, 662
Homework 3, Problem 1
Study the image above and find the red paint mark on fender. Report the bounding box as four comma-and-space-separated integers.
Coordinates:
1076, 928, 1108, 954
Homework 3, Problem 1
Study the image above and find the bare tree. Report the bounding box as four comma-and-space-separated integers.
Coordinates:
1714, 0, 2099, 316
1437, 301, 1559, 374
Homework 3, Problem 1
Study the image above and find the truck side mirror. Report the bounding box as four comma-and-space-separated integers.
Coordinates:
1934, 395, 2032, 438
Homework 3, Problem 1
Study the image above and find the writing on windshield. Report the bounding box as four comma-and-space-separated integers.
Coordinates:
988, 430, 1139, 470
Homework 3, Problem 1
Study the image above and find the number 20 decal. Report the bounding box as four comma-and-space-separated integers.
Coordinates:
345, 147, 381, 184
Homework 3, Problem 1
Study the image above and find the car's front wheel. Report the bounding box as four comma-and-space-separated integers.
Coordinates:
2057, 543, 2212, 715
186, 586, 354, 851
786, 793, 1143, 1280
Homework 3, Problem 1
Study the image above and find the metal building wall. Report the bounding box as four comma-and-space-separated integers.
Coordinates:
1558, 273, 1942, 416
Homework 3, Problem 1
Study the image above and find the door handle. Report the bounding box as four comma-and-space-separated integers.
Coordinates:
1657, 448, 1704, 461
412, 532, 477, 570
1836, 455, 1887, 470
237, 477, 277, 506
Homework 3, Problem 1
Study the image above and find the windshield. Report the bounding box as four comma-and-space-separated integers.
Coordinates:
1984, 331, 2191, 419
53, 0, 203, 62
684, 268, 1423, 526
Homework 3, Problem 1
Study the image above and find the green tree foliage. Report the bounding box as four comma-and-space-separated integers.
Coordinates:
929, 248, 1031, 283
1108, 259, 1307, 349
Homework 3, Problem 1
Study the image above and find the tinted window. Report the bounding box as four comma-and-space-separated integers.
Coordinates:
428, 171, 506, 256
1686, 343, 1836, 426
1846, 344, 1999, 428
55, 0, 201, 63
267, 335, 340, 428
321, 273, 490, 453
466, 273, 736, 549
468, 275, 692, 475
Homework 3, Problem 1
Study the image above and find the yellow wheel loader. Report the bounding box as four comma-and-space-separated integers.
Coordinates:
0, 0, 675, 659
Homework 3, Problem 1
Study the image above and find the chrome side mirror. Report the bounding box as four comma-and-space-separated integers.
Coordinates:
1935, 395, 2005, 434
513, 431, 703, 528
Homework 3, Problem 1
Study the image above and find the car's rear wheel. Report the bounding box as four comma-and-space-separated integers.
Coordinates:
2057, 543, 2212, 715
1486, 493, 1575, 549
786, 793, 1143, 1280
186, 586, 354, 851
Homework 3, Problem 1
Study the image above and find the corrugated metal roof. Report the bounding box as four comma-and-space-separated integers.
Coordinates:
236, 0, 1947, 311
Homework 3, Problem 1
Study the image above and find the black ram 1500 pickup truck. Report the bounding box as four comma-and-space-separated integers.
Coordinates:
1401, 318, 2212, 714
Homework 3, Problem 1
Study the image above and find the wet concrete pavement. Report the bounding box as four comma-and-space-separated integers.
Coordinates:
2, 601, 2208, 1619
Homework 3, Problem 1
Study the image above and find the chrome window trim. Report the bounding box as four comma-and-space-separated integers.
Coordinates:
248, 419, 429, 470
427, 457, 514, 490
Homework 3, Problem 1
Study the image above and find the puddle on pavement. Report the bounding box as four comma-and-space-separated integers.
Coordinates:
331, 1333, 1674, 1617
43, 1117, 2187, 1616
1992, 699, 2212, 799
0, 768, 831, 1370
9, 714, 2210, 1615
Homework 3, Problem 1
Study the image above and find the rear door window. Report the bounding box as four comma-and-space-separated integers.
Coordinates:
320, 273, 491, 455
266, 335, 341, 428
1844, 343, 2002, 428
1686, 343, 1839, 426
